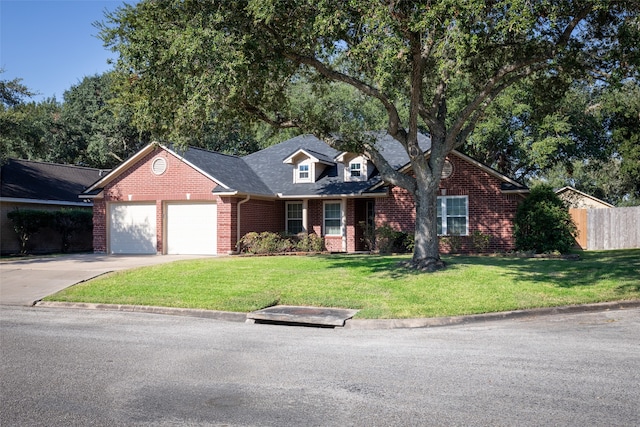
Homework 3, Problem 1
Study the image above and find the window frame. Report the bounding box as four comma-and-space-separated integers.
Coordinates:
297, 162, 311, 182
436, 195, 469, 236
286, 202, 304, 234
346, 157, 367, 182
323, 201, 342, 236
350, 162, 362, 177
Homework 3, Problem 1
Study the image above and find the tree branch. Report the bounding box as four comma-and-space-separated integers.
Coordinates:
281, 51, 406, 140
446, 7, 593, 150
240, 102, 300, 129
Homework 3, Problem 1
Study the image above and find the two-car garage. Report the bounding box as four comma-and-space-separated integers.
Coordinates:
108, 202, 217, 255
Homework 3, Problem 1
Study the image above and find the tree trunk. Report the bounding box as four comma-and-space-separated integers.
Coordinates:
409, 180, 446, 271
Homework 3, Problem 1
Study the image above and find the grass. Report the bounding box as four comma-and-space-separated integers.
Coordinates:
44, 249, 640, 319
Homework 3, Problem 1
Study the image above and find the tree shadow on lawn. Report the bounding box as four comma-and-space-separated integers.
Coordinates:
312, 254, 422, 280
315, 251, 640, 295
452, 251, 640, 295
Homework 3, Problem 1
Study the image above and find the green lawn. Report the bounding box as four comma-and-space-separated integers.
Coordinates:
45, 249, 640, 319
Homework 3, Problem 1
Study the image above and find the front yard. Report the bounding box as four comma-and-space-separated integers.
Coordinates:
45, 249, 640, 319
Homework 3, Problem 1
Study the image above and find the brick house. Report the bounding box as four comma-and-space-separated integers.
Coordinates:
81, 133, 528, 255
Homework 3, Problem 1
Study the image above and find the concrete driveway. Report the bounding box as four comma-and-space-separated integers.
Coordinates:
0, 253, 209, 306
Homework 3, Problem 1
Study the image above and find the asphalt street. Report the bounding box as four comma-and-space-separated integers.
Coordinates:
1, 305, 639, 426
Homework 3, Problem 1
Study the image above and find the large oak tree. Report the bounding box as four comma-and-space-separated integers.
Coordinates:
100, 0, 639, 269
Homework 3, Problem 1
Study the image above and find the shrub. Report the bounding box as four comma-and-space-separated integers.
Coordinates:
376, 224, 412, 254
358, 221, 376, 251
471, 230, 491, 253
441, 233, 462, 254
237, 231, 324, 254
7, 209, 53, 254
53, 209, 93, 252
295, 233, 325, 252
513, 184, 577, 254
7, 208, 93, 254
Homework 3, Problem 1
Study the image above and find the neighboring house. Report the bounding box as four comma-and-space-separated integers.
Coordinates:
555, 186, 614, 250
81, 133, 529, 255
0, 159, 105, 254
555, 186, 614, 209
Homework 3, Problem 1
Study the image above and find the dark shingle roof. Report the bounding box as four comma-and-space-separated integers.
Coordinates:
372, 131, 432, 169
244, 135, 344, 195
0, 159, 105, 203
242, 132, 431, 196
179, 147, 273, 195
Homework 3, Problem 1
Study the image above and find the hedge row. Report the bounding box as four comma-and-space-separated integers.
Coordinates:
7, 208, 93, 254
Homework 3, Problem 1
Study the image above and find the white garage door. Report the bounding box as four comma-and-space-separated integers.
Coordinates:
109, 203, 157, 254
166, 203, 217, 255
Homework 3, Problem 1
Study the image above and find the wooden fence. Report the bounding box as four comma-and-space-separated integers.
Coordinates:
570, 207, 640, 250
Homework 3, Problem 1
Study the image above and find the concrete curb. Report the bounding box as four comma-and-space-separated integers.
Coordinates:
34, 299, 640, 329
344, 299, 640, 329
34, 301, 247, 323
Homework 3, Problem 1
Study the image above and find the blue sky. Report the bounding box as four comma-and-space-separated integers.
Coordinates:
1, 0, 132, 102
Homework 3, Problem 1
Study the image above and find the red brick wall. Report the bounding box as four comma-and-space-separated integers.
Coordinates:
237, 198, 283, 240
92, 200, 107, 253
95, 148, 221, 254
345, 198, 357, 252
308, 199, 323, 237
376, 153, 524, 253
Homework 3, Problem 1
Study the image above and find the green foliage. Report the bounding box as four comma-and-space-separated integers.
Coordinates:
54, 73, 151, 168
441, 234, 462, 254
99, 0, 640, 264
6, 208, 92, 254
375, 224, 412, 254
7, 209, 52, 254
237, 231, 325, 254
0, 70, 34, 107
358, 221, 376, 252
0, 97, 61, 164
471, 230, 491, 253
514, 185, 577, 254
52, 209, 93, 253
295, 233, 325, 252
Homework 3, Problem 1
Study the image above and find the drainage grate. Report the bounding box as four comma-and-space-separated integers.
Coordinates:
246, 305, 359, 327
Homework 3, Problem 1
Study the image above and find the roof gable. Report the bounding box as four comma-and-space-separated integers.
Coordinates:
283, 148, 335, 166
555, 186, 613, 208
82, 143, 272, 197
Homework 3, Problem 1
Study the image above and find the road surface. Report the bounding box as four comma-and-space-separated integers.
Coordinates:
1, 306, 639, 426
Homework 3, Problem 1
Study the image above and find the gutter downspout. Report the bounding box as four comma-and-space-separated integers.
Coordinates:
236, 195, 251, 253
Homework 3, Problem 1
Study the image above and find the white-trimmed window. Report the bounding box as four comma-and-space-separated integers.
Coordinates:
350, 162, 361, 177
324, 202, 342, 236
286, 202, 304, 234
297, 163, 310, 182
437, 196, 468, 236
346, 157, 367, 182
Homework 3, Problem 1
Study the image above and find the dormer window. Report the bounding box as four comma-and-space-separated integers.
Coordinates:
350, 162, 362, 178
284, 149, 334, 184
298, 164, 310, 180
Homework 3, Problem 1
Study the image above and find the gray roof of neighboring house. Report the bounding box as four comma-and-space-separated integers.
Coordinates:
0, 158, 105, 203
